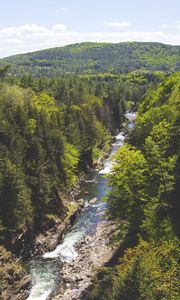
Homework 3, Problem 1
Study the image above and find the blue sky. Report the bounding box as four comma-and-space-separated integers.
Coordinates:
0, 0, 180, 57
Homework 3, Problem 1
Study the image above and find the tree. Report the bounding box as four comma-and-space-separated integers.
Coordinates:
62, 143, 79, 186
0, 65, 11, 78
0, 159, 32, 233
144, 136, 177, 208
106, 144, 148, 229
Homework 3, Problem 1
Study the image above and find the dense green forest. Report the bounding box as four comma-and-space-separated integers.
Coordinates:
1, 69, 164, 249
0, 43, 179, 299
85, 72, 180, 300
0, 74, 119, 247
0, 68, 128, 297
1, 42, 180, 76
0, 68, 151, 246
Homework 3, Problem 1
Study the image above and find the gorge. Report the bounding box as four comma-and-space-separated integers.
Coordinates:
27, 112, 136, 300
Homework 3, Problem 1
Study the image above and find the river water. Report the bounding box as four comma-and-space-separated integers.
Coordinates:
26, 112, 136, 300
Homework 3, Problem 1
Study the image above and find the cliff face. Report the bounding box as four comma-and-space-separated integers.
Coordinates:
0, 246, 31, 300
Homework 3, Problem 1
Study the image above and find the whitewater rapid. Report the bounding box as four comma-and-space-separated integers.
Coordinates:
26, 112, 135, 300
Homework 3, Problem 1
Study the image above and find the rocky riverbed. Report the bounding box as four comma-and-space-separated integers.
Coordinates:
25, 114, 134, 300
31, 200, 85, 257
0, 201, 85, 300
50, 220, 118, 300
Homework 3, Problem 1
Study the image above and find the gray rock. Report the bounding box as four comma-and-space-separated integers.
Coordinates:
89, 197, 97, 205
77, 198, 85, 207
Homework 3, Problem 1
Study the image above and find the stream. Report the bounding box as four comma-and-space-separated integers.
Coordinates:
26, 112, 136, 300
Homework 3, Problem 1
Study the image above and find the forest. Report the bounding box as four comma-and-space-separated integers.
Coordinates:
1, 42, 180, 76
85, 72, 180, 300
0, 42, 179, 299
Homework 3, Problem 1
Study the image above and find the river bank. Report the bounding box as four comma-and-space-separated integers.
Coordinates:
0, 135, 115, 300
0, 199, 86, 300
15, 135, 113, 260
24, 112, 135, 300
51, 220, 120, 300
26, 199, 85, 258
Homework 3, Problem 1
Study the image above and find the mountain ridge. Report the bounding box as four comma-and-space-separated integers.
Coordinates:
1, 41, 180, 76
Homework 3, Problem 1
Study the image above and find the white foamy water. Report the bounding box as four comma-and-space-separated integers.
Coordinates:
27, 230, 86, 299
125, 112, 136, 122
99, 112, 136, 175
115, 132, 125, 141
27, 289, 51, 300
98, 161, 113, 175
99, 132, 125, 175
43, 229, 85, 261
26, 259, 60, 300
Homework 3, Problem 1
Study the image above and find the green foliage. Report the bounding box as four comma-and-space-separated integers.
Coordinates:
28, 118, 37, 135
0, 65, 11, 78
62, 143, 79, 185
117, 239, 180, 300
88, 72, 180, 299
0, 54, 179, 299
1, 42, 179, 77
0, 159, 32, 231
106, 144, 148, 227
1, 73, 133, 246
86, 239, 180, 300
33, 92, 58, 116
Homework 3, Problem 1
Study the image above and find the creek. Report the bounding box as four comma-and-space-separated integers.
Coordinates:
26, 112, 136, 300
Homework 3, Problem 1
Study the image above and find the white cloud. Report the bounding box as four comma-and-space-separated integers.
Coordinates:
0, 24, 180, 58
105, 22, 132, 28
52, 24, 66, 31
162, 24, 168, 28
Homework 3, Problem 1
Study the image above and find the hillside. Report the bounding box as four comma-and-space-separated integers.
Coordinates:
84, 72, 180, 300
1, 42, 180, 76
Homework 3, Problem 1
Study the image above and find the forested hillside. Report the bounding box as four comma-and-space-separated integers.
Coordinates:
85, 72, 180, 300
0, 77, 115, 247
1, 70, 163, 249
1, 42, 180, 76
0, 54, 179, 298
0, 69, 150, 243
0, 70, 126, 298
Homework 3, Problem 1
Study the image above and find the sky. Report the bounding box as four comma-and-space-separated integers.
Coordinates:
0, 0, 180, 58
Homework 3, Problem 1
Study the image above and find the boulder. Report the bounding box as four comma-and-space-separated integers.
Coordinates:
77, 198, 85, 207
15, 275, 32, 296
89, 197, 97, 205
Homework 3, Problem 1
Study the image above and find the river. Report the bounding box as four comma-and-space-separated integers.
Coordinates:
26, 112, 136, 300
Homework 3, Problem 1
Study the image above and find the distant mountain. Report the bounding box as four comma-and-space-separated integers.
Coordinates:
1, 42, 180, 76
